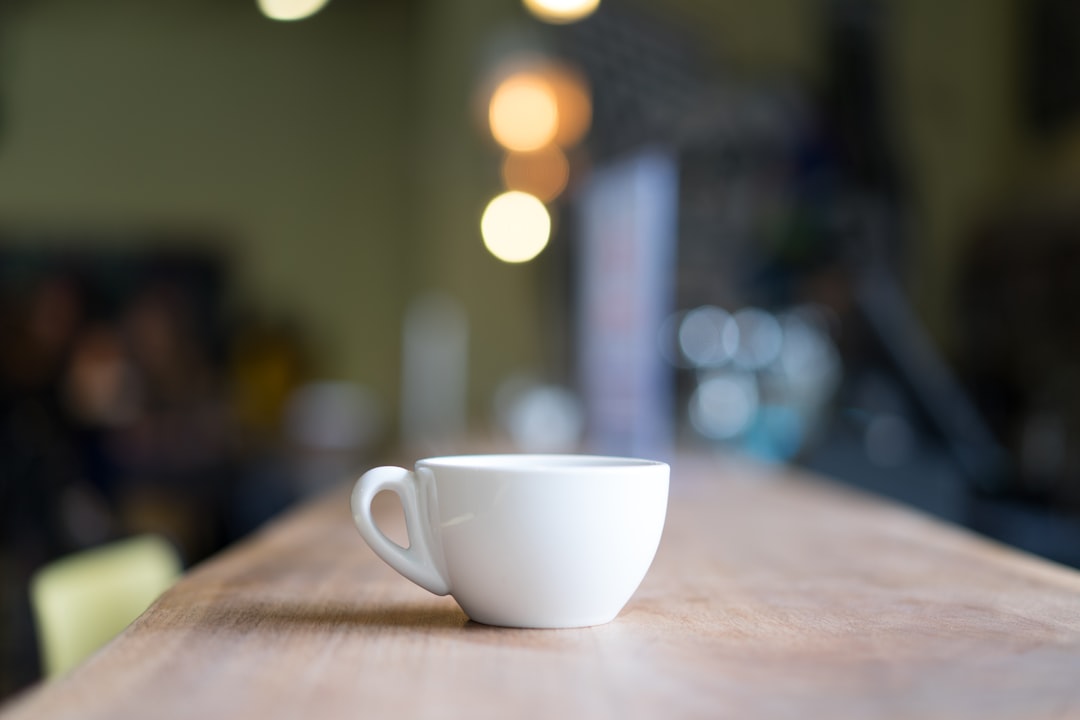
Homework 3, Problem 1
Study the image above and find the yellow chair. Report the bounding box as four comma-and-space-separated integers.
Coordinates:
29, 535, 182, 678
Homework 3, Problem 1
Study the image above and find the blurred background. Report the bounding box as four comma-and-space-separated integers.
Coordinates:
3, 0, 1080, 697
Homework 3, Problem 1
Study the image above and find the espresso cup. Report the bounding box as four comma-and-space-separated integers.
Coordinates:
350, 454, 669, 628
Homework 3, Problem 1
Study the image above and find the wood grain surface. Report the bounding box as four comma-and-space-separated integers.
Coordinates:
3, 453, 1080, 719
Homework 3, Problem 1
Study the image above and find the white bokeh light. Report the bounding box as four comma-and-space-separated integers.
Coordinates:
522, 0, 601, 24
678, 306, 738, 368
731, 308, 783, 371
257, 0, 331, 21
481, 191, 551, 263
689, 371, 759, 440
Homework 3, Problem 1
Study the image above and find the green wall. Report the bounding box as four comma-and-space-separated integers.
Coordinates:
0, 0, 548, 437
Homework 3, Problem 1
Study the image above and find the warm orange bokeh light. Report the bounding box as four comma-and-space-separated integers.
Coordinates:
545, 66, 591, 148
488, 74, 559, 153
502, 146, 570, 203
486, 63, 591, 153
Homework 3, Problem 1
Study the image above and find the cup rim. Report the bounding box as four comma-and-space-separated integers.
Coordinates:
416, 453, 668, 472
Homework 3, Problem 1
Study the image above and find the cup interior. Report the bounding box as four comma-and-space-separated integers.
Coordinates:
418, 454, 665, 471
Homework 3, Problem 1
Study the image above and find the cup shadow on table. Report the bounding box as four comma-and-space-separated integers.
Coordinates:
188, 600, 466, 632
187, 599, 591, 643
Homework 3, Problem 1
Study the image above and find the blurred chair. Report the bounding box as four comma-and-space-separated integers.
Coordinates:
29, 535, 181, 678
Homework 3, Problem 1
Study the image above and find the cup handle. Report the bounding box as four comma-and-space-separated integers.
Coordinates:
350, 466, 450, 596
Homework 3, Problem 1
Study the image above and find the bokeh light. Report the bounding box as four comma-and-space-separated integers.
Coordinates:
678, 306, 738, 368
522, 0, 601, 24
731, 308, 783, 371
256, 0, 331, 21
545, 65, 592, 148
495, 376, 584, 453
489, 74, 559, 152
689, 371, 759, 440
480, 191, 551, 263
501, 145, 570, 202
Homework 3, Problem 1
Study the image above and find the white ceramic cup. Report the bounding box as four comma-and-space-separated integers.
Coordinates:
350, 454, 669, 628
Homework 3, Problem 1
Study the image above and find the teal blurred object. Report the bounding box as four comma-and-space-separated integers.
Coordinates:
29, 535, 182, 678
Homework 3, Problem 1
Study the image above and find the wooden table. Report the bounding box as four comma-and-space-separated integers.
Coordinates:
4, 453, 1080, 719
